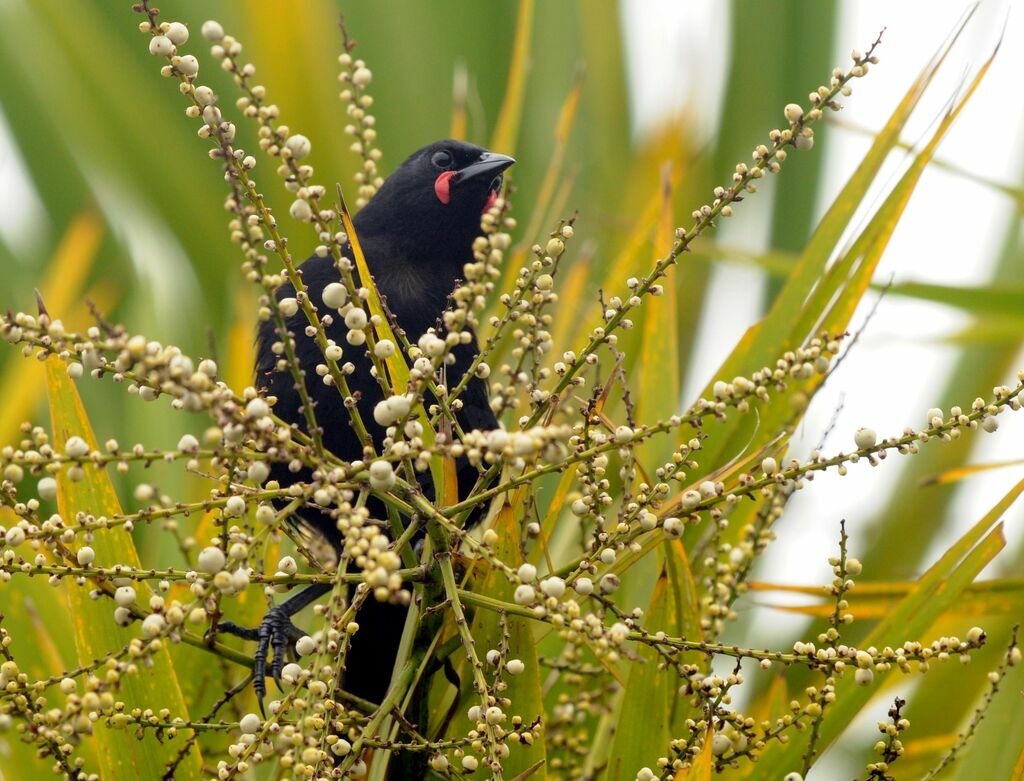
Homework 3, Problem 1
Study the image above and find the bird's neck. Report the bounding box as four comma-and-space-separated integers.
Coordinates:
353, 210, 477, 337
355, 206, 477, 272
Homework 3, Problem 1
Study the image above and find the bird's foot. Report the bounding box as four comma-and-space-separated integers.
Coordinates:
219, 606, 306, 713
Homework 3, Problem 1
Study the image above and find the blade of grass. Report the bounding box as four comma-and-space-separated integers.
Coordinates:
828, 115, 1024, 208
922, 459, 1024, 487
699, 37, 1000, 562
665, 540, 705, 733
810, 45, 997, 342
854, 172, 1024, 578
762, 0, 837, 302
492, 73, 583, 318
450, 61, 469, 141
528, 465, 578, 572
0, 510, 92, 774
698, 244, 1024, 319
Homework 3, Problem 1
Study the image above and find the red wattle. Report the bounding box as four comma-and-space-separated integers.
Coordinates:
482, 189, 498, 214
434, 171, 455, 204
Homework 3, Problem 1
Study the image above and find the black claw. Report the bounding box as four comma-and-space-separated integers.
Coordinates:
218, 620, 259, 641
218, 604, 305, 714
271, 632, 288, 687
254, 674, 267, 714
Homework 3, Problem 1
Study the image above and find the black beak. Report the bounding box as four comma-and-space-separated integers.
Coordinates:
455, 152, 515, 184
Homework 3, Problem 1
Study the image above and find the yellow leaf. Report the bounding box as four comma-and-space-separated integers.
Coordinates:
675, 726, 713, 780
225, 284, 257, 395
529, 464, 578, 573
750, 577, 1024, 619
755, 475, 1020, 776
340, 200, 410, 393
489, 0, 534, 155
922, 458, 1024, 487
0, 211, 105, 441
442, 454, 460, 508
340, 196, 442, 491
548, 260, 589, 355
1013, 743, 1024, 779
493, 73, 583, 316
745, 673, 789, 728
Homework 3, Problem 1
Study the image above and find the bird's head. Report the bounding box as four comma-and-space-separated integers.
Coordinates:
355, 140, 514, 272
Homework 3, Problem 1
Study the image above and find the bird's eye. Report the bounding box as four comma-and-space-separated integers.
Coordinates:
431, 150, 454, 169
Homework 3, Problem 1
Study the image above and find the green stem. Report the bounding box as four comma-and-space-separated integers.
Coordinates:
439, 553, 505, 780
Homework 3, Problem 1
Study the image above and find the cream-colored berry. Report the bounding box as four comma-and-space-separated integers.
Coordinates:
38, 477, 58, 501
854, 427, 876, 449
285, 134, 312, 160
198, 546, 226, 574
322, 282, 348, 309
201, 20, 224, 41
239, 713, 261, 734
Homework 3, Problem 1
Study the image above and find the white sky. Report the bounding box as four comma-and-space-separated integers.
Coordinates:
622, 0, 1024, 774
622, 0, 1024, 587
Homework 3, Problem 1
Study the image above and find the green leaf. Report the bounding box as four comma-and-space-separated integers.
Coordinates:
692, 25, 999, 572
716, 0, 837, 304
607, 571, 675, 780
753, 477, 1023, 777
698, 12, 976, 468
45, 355, 204, 780
665, 541, 706, 733
0, 509, 92, 774
696, 246, 1024, 322
636, 175, 680, 467
447, 493, 548, 779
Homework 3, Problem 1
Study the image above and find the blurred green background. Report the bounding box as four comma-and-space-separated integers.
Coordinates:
1, 1, 1023, 778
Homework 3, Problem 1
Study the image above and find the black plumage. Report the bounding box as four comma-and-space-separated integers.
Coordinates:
237, 140, 512, 707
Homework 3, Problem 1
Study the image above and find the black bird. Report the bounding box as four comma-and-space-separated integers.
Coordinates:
220, 140, 513, 710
